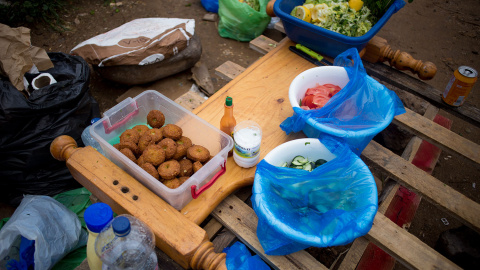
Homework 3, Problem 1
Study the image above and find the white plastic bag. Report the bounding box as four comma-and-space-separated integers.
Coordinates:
71, 18, 195, 67
0, 195, 87, 270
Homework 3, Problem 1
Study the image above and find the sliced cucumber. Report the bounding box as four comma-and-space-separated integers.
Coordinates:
282, 156, 328, 172
303, 162, 312, 171
315, 159, 327, 167
291, 155, 308, 165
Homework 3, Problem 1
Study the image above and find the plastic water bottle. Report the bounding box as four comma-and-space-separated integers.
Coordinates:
84, 203, 114, 270
81, 118, 104, 155
95, 214, 158, 270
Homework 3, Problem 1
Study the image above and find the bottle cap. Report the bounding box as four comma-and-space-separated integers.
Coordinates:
226, 96, 233, 106
91, 118, 101, 125
84, 202, 114, 233
112, 216, 131, 237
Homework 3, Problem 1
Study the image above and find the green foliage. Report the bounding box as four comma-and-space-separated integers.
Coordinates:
0, 0, 67, 31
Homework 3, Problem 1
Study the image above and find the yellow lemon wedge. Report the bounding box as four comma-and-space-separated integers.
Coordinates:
293, 6, 312, 23
348, 0, 364, 11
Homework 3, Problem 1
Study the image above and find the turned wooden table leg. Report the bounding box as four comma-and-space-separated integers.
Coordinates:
51, 135, 227, 270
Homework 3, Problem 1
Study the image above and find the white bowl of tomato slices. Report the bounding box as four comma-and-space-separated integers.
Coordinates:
289, 66, 349, 110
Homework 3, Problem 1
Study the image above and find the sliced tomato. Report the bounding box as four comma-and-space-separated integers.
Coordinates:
300, 105, 311, 110
305, 84, 330, 97
312, 94, 331, 108
323, 84, 342, 97
302, 95, 316, 109
302, 83, 341, 110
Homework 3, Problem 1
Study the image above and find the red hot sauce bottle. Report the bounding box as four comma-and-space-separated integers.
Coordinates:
220, 96, 236, 157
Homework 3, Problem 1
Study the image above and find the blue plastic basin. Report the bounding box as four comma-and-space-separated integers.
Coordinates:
274, 0, 405, 57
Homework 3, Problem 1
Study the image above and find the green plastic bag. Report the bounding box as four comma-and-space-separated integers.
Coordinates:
218, 0, 271, 42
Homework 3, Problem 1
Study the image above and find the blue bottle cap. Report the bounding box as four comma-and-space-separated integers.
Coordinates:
112, 216, 131, 237
91, 118, 101, 125
84, 203, 114, 233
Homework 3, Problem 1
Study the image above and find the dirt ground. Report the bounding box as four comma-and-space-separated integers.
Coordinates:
5, 0, 480, 268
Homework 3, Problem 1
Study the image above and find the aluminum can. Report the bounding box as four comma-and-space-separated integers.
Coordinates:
442, 66, 478, 106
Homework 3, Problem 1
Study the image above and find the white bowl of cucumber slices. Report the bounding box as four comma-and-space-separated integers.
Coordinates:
263, 138, 337, 170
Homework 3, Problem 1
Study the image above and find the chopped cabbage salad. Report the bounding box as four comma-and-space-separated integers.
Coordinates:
291, 0, 374, 37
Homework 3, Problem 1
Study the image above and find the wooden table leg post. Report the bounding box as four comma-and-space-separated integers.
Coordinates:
51, 135, 227, 270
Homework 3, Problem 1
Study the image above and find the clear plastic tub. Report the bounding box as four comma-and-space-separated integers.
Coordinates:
90, 90, 234, 210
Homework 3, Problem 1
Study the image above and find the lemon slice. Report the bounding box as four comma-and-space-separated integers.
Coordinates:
348, 0, 364, 11
293, 6, 312, 23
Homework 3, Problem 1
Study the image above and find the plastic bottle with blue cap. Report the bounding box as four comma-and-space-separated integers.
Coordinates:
84, 202, 114, 270
95, 214, 158, 270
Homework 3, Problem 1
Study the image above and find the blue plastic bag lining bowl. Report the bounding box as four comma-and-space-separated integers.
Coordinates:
252, 138, 378, 255
281, 49, 406, 155
274, 0, 406, 57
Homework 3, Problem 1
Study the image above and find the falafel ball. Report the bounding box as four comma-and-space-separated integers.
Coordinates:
120, 129, 140, 144
137, 154, 146, 167
193, 161, 203, 173
157, 160, 180, 180
179, 159, 193, 177
158, 138, 177, 160
147, 110, 165, 128
120, 148, 137, 163
178, 176, 189, 185
177, 136, 193, 148
141, 163, 160, 180
163, 178, 181, 189
146, 128, 163, 143
172, 143, 188, 160
138, 134, 155, 153
132, 125, 150, 137
187, 145, 210, 163
117, 141, 140, 156
143, 145, 166, 166
162, 124, 183, 140
173, 136, 192, 160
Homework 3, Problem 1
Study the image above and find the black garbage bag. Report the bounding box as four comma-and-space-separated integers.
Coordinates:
0, 52, 100, 205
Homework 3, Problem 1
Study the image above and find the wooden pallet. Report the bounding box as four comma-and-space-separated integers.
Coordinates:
197, 37, 480, 269
67, 35, 480, 270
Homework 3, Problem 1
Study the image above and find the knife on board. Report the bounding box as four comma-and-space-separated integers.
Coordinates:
289, 44, 333, 66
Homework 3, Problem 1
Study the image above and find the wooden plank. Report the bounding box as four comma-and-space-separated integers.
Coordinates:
363, 141, 480, 234
274, 21, 285, 33
56, 145, 225, 269
212, 195, 327, 270
249, 35, 278, 55
174, 90, 206, 111
214, 61, 246, 82
393, 108, 480, 164
337, 237, 370, 270
364, 60, 480, 127
357, 112, 452, 270
338, 105, 440, 270
212, 229, 237, 253
204, 187, 252, 241
366, 213, 461, 270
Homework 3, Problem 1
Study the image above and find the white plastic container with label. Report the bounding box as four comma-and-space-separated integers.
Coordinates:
233, 121, 262, 168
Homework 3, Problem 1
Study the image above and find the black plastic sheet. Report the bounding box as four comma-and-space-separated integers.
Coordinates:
0, 52, 99, 205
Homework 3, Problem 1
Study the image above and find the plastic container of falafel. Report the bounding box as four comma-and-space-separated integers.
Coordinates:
90, 90, 234, 210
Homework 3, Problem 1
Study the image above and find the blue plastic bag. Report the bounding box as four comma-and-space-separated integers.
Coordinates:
224, 241, 270, 270
252, 137, 378, 255
280, 48, 406, 155
201, 0, 218, 13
